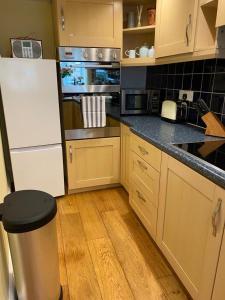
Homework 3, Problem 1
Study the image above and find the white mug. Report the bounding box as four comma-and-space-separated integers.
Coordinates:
125, 49, 137, 59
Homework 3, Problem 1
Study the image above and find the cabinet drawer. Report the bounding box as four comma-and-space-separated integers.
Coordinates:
130, 152, 159, 207
130, 175, 157, 238
131, 133, 161, 171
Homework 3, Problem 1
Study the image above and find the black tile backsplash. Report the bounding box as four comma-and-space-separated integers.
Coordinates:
147, 58, 225, 127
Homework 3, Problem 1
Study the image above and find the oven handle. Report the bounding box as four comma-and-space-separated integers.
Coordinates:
74, 64, 119, 69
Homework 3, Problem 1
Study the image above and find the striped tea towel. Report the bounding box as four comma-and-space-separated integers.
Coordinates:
81, 96, 106, 128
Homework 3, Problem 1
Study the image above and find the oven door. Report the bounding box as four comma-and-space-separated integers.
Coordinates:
60, 62, 120, 93
121, 90, 150, 115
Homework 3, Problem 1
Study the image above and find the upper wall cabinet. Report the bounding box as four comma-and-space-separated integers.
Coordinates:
216, 0, 225, 27
52, 0, 122, 48
155, 0, 199, 58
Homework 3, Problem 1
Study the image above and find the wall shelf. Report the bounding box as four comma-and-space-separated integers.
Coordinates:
123, 25, 156, 34
121, 57, 155, 66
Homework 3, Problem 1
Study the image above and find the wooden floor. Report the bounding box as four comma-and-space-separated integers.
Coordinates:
56, 187, 191, 300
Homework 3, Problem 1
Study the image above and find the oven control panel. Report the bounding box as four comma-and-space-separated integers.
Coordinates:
58, 47, 121, 62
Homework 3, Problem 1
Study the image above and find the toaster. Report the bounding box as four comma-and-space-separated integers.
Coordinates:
161, 100, 188, 123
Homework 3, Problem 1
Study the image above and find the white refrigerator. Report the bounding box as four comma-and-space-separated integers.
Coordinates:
0, 58, 65, 197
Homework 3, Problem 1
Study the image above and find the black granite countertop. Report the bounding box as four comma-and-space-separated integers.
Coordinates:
106, 104, 225, 189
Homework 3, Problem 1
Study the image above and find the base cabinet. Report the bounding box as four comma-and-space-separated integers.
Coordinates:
212, 187, 225, 300
157, 153, 225, 300
120, 124, 130, 192
129, 133, 161, 240
66, 137, 120, 192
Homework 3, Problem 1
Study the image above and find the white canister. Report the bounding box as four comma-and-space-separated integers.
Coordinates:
125, 49, 137, 59
148, 46, 155, 58
138, 44, 149, 58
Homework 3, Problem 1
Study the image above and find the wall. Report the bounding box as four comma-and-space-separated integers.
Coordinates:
0, 131, 11, 300
0, 0, 56, 58
147, 59, 225, 127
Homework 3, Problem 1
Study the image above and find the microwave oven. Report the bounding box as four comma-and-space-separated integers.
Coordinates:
121, 89, 161, 115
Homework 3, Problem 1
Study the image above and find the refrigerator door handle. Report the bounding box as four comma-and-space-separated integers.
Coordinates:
10, 144, 62, 153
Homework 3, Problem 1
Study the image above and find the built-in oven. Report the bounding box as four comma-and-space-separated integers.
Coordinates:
58, 47, 121, 94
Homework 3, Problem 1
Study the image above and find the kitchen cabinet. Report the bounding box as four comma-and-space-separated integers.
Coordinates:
216, 0, 225, 27
212, 187, 225, 300
155, 0, 199, 58
129, 133, 161, 240
120, 124, 130, 192
63, 101, 83, 130
106, 116, 120, 127
157, 153, 225, 300
53, 0, 122, 48
66, 137, 120, 192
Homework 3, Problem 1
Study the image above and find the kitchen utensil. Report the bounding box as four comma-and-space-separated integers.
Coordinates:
125, 49, 138, 59
148, 46, 155, 57
196, 99, 210, 117
136, 44, 149, 58
196, 99, 225, 137
137, 5, 143, 27
147, 8, 156, 25
127, 11, 135, 28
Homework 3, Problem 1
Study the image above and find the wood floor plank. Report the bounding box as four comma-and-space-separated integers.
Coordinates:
110, 188, 131, 216
92, 190, 115, 213
122, 211, 173, 278
57, 194, 79, 215
159, 275, 191, 300
76, 192, 108, 241
60, 212, 102, 300
88, 237, 134, 300
102, 210, 167, 300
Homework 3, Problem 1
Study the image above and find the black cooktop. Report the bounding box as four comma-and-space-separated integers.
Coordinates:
174, 140, 225, 172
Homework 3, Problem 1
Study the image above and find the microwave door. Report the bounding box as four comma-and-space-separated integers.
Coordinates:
122, 92, 149, 115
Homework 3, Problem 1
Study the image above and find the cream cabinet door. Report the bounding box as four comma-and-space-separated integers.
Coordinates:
54, 0, 122, 48
212, 186, 225, 300
155, 0, 198, 58
66, 137, 120, 191
120, 124, 130, 192
129, 152, 160, 239
216, 0, 225, 27
157, 153, 225, 300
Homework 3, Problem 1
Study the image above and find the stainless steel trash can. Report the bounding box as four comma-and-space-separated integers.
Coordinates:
0, 190, 62, 300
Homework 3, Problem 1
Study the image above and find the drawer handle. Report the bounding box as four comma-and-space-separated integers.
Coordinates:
137, 160, 147, 171
138, 146, 148, 155
212, 198, 222, 237
69, 145, 73, 163
136, 190, 146, 203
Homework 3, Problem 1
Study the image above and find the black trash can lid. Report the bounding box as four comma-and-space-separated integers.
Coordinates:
0, 190, 57, 233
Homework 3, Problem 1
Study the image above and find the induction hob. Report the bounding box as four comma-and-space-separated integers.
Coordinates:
174, 140, 225, 172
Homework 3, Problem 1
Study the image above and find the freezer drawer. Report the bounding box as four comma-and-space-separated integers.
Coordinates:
0, 58, 62, 148
10, 145, 65, 197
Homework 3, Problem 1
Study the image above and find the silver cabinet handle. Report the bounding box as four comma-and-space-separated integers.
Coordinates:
136, 190, 146, 203
186, 14, 192, 47
61, 7, 65, 31
137, 160, 147, 171
138, 146, 148, 155
212, 198, 222, 237
69, 145, 73, 163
